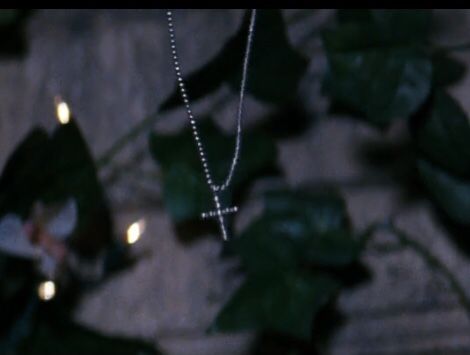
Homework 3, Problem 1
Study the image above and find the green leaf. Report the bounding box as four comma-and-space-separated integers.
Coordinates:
149, 119, 277, 222
0, 10, 20, 25
161, 163, 215, 222
264, 189, 348, 234
45, 122, 114, 256
0, 128, 50, 219
211, 272, 339, 340
0, 10, 33, 57
160, 10, 308, 110
0, 121, 113, 257
230, 214, 301, 274
0, 257, 35, 350
432, 52, 466, 87
336, 10, 431, 43
302, 229, 361, 267
415, 90, 470, 178
230, 189, 360, 274
323, 10, 433, 128
418, 159, 470, 225
19, 320, 160, 355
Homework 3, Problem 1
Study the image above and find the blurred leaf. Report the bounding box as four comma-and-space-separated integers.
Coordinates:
432, 52, 466, 87
161, 163, 216, 222
45, 121, 113, 256
264, 189, 348, 234
418, 159, 470, 225
211, 272, 339, 340
323, 10, 433, 128
302, 229, 361, 267
161, 10, 308, 110
0, 128, 50, 219
213, 189, 363, 340
0, 10, 33, 57
415, 90, 470, 178
336, 10, 431, 42
0, 121, 113, 257
0, 10, 20, 25
149, 118, 277, 222
19, 319, 160, 355
230, 189, 360, 274
0, 257, 35, 349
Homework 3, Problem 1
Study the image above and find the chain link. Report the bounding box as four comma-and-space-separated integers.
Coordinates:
165, 10, 257, 192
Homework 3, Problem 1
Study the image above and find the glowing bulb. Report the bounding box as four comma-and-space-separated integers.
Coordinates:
38, 280, 56, 301
126, 219, 146, 244
55, 97, 71, 124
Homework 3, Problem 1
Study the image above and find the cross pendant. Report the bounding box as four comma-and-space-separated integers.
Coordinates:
201, 192, 237, 241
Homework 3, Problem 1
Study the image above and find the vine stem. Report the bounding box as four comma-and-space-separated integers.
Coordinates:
365, 221, 470, 322
96, 109, 160, 170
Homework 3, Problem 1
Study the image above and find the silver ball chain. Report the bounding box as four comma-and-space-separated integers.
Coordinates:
165, 10, 257, 193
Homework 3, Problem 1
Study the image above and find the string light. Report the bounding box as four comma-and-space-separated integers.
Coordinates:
126, 219, 146, 245
54, 96, 71, 125
38, 280, 56, 301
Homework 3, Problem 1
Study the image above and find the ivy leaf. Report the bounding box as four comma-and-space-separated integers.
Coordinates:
264, 189, 348, 234
302, 229, 362, 267
0, 10, 20, 25
336, 10, 431, 43
229, 189, 360, 274
414, 90, 470, 178
0, 10, 33, 57
19, 319, 160, 355
210, 272, 339, 340
0, 256, 35, 349
0, 128, 50, 219
160, 10, 308, 110
323, 10, 432, 128
44, 121, 114, 256
213, 189, 362, 340
432, 51, 466, 87
149, 118, 278, 222
0, 121, 113, 257
160, 163, 215, 223
418, 159, 470, 225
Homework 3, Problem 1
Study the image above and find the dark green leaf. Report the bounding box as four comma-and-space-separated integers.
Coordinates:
0, 258, 35, 351
336, 10, 431, 43
149, 118, 277, 222
0, 120, 113, 257
161, 10, 308, 110
0, 128, 50, 219
211, 272, 339, 340
415, 90, 470, 178
230, 214, 301, 274
19, 320, 160, 355
336, 10, 373, 24
230, 189, 360, 273
45, 121, 114, 256
161, 163, 215, 222
264, 189, 348, 234
302, 229, 361, 267
0, 10, 33, 57
418, 159, 470, 225
0, 10, 20, 25
323, 10, 433, 128
432, 52, 466, 87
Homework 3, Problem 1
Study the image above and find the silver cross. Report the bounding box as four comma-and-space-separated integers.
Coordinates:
201, 193, 237, 241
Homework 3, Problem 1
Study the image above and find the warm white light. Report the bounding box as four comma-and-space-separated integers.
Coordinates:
126, 219, 146, 244
55, 97, 71, 124
38, 280, 56, 301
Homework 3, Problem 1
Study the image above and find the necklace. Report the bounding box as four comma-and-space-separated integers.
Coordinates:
165, 10, 257, 240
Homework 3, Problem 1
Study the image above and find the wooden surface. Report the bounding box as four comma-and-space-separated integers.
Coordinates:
0, 9, 470, 355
